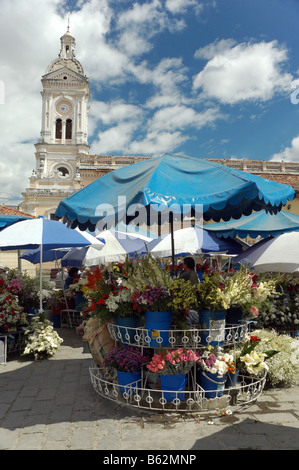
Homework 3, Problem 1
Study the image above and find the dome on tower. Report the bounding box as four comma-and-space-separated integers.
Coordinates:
45, 28, 85, 76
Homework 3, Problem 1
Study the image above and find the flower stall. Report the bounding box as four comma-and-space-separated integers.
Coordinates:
86, 256, 299, 414
0, 269, 64, 363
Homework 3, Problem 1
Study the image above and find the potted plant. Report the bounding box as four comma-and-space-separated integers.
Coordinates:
197, 347, 234, 398
106, 286, 142, 343
195, 273, 227, 346
146, 348, 199, 402
22, 312, 63, 360
103, 345, 148, 395
132, 284, 174, 347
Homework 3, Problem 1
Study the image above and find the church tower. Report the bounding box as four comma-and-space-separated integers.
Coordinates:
20, 27, 90, 218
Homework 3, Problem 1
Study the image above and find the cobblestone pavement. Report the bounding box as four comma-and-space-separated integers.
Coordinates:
0, 328, 298, 451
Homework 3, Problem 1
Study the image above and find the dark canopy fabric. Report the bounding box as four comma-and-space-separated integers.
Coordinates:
205, 210, 299, 239
55, 154, 295, 232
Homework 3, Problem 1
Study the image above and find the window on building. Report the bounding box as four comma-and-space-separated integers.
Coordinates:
57, 167, 69, 177
66, 119, 72, 139
55, 119, 62, 139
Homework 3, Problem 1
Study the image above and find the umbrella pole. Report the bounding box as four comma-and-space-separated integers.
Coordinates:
39, 243, 43, 313
170, 212, 175, 277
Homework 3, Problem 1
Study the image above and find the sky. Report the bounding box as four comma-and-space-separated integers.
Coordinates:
0, 0, 299, 202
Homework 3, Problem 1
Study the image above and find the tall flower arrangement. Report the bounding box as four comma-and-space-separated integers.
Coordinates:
81, 267, 115, 325
221, 268, 281, 318
0, 277, 28, 330
105, 286, 141, 318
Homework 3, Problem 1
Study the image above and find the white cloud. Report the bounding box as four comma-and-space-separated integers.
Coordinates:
149, 105, 224, 132
270, 135, 299, 162
193, 39, 293, 104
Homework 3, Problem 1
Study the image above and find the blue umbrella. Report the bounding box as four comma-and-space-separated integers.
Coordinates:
55, 154, 295, 273
20, 247, 70, 264
0, 217, 105, 310
55, 154, 295, 231
0, 214, 31, 230
205, 210, 299, 239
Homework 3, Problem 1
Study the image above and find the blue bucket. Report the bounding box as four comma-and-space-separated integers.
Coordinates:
199, 370, 226, 398
160, 374, 186, 402
115, 316, 141, 344
145, 311, 172, 347
226, 368, 239, 388
117, 370, 141, 395
198, 310, 226, 346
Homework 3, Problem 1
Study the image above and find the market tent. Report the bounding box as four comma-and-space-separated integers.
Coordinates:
234, 231, 299, 273
205, 210, 299, 239
61, 229, 152, 267
0, 217, 105, 310
55, 154, 295, 231
55, 154, 295, 272
134, 225, 243, 258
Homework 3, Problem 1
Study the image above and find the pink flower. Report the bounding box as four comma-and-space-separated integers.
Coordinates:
251, 305, 259, 317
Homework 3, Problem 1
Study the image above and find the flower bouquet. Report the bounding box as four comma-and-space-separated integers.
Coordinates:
103, 345, 148, 373
103, 345, 149, 394
234, 334, 279, 377
81, 267, 115, 325
197, 347, 235, 397
106, 286, 140, 318
146, 348, 199, 402
146, 348, 199, 376
222, 267, 281, 319
197, 348, 234, 377
0, 279, 28, 331
22, 313, 63, 360
196, 272, 227, 311
131, 284, 174, 313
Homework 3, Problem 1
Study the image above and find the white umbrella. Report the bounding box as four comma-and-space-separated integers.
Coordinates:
234, 231, 299, 273
62, 229, 153, 267
134, 226, 243, 258
0, 217, 105, 310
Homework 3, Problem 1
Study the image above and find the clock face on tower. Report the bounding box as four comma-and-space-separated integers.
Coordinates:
56, 100, 72, 115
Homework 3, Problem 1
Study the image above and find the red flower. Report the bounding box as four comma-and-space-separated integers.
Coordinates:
250, 335, 261, 344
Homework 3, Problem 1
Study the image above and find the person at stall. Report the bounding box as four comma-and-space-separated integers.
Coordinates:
179, 257, 199, 285
63, 267, 80, 290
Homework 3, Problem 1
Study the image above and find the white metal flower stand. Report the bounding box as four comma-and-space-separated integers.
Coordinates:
89, 321, 267, 415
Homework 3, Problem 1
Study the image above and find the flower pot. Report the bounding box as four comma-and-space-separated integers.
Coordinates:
117, 370, 141, 395
199, 370, 226, 398
160, 373, 186, 402
198, 309, 226, 346
145, 311, 172, 347
115, 316, 141, 344
226, 368, 239, 387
